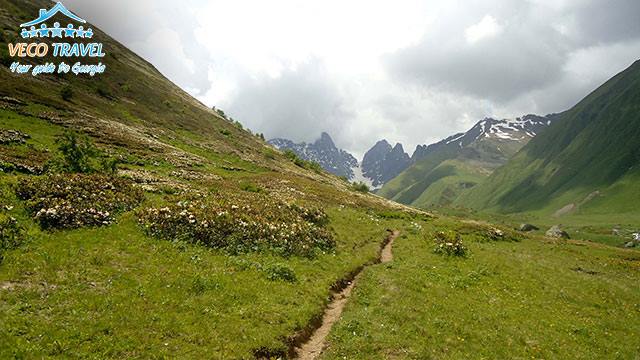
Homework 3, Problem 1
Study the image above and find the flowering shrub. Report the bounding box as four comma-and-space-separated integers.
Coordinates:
138, 195, 335, 258
478, 225, 522, 242
17, 174, 144, 230
433, 230, 467, 257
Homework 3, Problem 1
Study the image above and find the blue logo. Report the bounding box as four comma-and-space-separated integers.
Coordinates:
7, 1, 106, 77
20, 2, 93, 39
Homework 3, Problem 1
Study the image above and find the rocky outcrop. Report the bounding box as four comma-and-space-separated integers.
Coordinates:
545, 225, 570, 239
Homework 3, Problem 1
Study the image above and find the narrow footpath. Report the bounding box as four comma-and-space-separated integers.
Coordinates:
294, 230, 400, 360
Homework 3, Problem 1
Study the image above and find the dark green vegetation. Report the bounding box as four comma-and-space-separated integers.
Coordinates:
283, 149, 324, 173
322, 218, 640, 359
462, 60, 640, 218
351, 181, 370, 193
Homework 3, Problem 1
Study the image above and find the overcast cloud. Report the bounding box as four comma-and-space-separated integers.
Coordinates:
63, 0, 640, 158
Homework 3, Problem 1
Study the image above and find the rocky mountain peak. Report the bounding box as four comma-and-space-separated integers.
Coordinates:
361, 140, 411, 189
269, 133, 357, 179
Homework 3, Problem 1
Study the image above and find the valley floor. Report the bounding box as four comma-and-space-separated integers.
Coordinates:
1, 200, 638, 359
322, 217, 640, 359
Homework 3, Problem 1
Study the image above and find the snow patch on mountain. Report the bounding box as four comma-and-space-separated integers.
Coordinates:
351, 164, 377, 189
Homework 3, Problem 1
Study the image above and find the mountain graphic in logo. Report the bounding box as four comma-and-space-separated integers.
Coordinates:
20, 2, 86, 27
19, 2, 92, 39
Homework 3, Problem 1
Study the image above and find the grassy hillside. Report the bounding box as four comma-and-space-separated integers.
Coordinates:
409, 159, 488, 208
461, 60, 640, 217
379, 128, 531, 209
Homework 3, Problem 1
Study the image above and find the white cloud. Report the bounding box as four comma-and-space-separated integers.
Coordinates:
465, 15, 502, 44
62, 0, 640, 158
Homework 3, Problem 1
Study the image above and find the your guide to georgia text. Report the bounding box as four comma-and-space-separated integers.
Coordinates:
6, 2, 107, 77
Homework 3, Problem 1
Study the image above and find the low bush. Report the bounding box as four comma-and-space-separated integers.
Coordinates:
17, 174, 144, 230
265, 263, 297, 283
433, 230, 467, 257
0, 214, 25, 262
307, 161, 323, 173
138, 194, 335, 258
60, 86, 73, 101
46, 131, 120, 174
190, 275, 221, 295
282, 149, 324, 173
459, 223, 522, 243
239, 182, 264, 193
283, 149, 299, 162
352, 182, 370, 193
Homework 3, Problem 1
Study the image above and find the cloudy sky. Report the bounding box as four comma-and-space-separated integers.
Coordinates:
64, 0, 640, 158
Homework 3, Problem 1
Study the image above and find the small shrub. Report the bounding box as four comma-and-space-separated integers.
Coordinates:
293, 157, 306, 168
100, 157, 119, 174
352, 182, 370, 193
17, 174, 143, 230
460, 223, 522, 243
0, 214, 25, 262
265, 263, 297, 283
240, 182, 263, 193
219, 129, 232, 137
48, 131, 118, 174
0, 45, 13, 67
96, 85, 114, 100
282, 150, 324, 173
433, 230, 467, 257
60, 86, 73, 101
307, 161, 323, 173
283, 149, 299, 162
190, 275, 221, 295
263, 149, 276, 160
54, 131, 99, 173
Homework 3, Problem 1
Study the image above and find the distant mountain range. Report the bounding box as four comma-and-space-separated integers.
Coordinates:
269, 133, 358, 179
377, 114, 558, 207
269, 134, 412, 189
269, 113, 556, 196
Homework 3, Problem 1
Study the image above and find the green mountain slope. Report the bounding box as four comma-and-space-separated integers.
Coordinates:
379, 115, 555, 208
461, 60, 640, 216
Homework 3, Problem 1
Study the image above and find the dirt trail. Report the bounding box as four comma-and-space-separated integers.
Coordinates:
294, 230, 400, 360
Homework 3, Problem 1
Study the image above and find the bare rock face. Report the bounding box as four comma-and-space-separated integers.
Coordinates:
361, 141, 411, 188
546, 225, 570, 239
